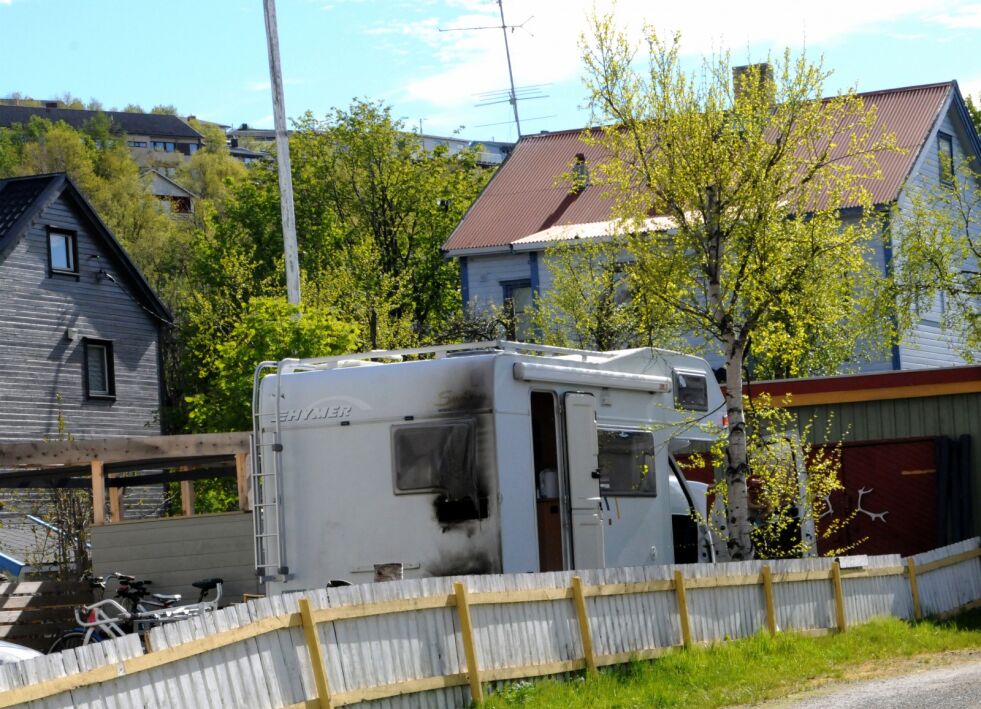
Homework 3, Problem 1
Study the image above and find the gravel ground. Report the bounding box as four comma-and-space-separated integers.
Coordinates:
759, 653, 981, 709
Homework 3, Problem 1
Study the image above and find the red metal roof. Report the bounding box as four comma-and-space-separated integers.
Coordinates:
444, 82, 953, 253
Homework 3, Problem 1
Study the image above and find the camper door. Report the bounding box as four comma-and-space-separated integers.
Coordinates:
563, 392, 605, 569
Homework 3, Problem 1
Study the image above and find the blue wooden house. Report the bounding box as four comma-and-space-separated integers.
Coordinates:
444, 80, 981, 371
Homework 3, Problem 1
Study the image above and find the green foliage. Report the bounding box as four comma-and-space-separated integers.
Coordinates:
688, 394, 854, 559
579, 17, 901, 558
0, 114, 189, 295
483, 614, 981, 708
892, 158, 981, 360
531, 238, 654, 351
185, 296, 358, 433
966, 94, 981, 135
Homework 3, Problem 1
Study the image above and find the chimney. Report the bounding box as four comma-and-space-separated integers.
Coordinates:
733, 63, 775, 104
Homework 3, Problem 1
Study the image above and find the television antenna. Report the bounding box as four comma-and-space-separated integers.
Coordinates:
439, 0, 537, 138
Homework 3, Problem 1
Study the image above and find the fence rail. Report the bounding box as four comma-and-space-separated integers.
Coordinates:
1, 538, 979, 708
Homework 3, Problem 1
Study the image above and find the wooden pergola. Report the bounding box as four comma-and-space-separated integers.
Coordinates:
0, 433, 252, 525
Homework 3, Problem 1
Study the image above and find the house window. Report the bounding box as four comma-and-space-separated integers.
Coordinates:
938, 132, 954, 184
597, 430, 656, 496
188, 143, 199, 155
151, 141, 176, 153
84, 339, 115, 399
48, 228, 78, 274
392, 420, 474, 493
127, 140, 148, 148
502, 280, 533, 341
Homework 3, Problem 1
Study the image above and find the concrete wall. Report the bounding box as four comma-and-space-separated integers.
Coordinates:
90, 512, 258, 604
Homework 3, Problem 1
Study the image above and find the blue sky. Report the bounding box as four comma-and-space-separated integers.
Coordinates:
2, 0, 980, 144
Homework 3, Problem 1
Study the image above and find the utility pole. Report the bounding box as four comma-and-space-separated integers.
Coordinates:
262, 0, 301, 306
496, 0, 521, 138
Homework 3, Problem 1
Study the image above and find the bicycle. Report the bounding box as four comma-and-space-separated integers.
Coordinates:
47, 577, 223, 654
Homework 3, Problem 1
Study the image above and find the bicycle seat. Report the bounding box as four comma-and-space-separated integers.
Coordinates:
192, 578, 223, 591
151, 593, 182, 604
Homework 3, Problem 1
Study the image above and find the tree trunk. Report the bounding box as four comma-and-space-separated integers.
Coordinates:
723, 337, 754, 560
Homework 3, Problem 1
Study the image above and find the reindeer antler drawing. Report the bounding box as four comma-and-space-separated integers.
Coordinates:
856, 487, 888, 522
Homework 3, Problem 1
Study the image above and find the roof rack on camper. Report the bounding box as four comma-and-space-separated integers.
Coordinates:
256, 340, 629, 376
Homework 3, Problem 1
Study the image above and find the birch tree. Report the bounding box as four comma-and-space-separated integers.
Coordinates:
580, 18, 899, 559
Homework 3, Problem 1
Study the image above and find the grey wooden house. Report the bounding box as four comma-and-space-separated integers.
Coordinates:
0, 173, 171, 514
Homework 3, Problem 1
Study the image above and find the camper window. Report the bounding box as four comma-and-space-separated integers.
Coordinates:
598, 430, 656, 496
393, 420, 474, 493
673, 370, 709, 411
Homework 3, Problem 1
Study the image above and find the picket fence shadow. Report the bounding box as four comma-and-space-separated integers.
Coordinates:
1, 537, 979, 709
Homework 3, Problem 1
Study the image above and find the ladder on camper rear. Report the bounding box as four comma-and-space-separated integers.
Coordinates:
251, 361, 289, 581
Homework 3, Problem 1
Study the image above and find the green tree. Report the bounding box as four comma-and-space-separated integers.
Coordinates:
209, 100, 490, 349
965, 94, 981, 135
893, 158, 981, 359
185, 296, 359, 433
531, 237, 648, 351
580, 19, 900, 559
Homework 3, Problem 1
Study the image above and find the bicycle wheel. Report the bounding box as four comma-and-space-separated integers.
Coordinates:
47, 631, 87, 654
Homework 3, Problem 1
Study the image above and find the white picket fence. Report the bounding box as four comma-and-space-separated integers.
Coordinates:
1, 538, 979, 709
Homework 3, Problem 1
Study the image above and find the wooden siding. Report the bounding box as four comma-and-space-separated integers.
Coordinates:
0, 193, 163, 443
895, 104, 977, 369
794, 391, 981, 537
465, 252, 534, 310
90, 512, 258, 603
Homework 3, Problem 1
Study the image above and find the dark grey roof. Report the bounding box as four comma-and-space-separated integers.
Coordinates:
0, 105, 202, 140
0, 173, 172, 323
0, 174, 53, 237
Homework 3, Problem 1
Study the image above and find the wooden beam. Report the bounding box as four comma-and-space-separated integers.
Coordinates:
235, 452, 251, 511
831, 560, 847, 632
907, 558, 922, 621
762, 565, 777, 637
90, 460, 105, 526
571, 576, 597, 676
108, 485, 123, 523
0, 432, 251, 469
454, 581, 483, 704
181, 480, 195, 517
674, 570, 691, 647
298, 598, 333, 709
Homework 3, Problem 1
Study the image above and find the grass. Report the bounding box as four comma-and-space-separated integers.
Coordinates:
482, 609, 981, 708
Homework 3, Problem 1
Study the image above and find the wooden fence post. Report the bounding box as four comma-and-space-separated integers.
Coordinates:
674, 570, 692, 647
298, 597, 333, 709
761, 565, 777, 637
454, 581, 483, 704
907, 558, 922, 621
90, 459, 105, 526
571, 576, 597, 676
180, 480, 196, 517
236, 451, 251, 511
831, 560, 847, 633
108, 486, 123, 523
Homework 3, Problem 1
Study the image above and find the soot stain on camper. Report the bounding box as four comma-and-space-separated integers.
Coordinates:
429, 367, 495, 527
426, 550, 498, 577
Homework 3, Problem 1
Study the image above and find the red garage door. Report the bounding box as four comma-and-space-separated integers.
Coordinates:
819, 438, 936, 557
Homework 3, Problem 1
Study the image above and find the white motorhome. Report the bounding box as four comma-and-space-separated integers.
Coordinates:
251, 342, 724, 594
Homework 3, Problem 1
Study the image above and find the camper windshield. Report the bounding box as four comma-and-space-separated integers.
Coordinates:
598, 430, 656, 496
392, 420, 474, 493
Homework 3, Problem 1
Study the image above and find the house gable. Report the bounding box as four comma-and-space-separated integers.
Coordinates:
0, 174, 168, 442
